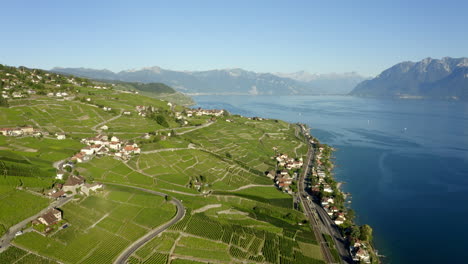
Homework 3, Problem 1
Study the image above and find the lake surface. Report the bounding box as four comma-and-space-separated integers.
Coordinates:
194, 95, 468, 264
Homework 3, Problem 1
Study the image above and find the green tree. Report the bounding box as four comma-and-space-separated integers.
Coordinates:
349, 225, 361, 240
155, 115, 169, 127
359, 224, 373, 241
0, 96, 9, 107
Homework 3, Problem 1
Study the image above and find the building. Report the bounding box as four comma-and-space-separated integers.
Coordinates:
56, 133, 66, 140
56, 171, 64, 180
37, 208, 62, 226
62, 175, 85, 193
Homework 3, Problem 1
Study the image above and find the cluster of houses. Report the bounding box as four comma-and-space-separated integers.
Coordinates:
350, 241, 371, 263
0, 126, 69, 140
71, 134, 140, 163
309, 147, 347, 226
0, 126, 40, 137
266, 169, 294, 193
265, 153, 303, 194
35, 175, 103, 232
186, 108, 224, 117
274, 153, 303, 170
135, 105, 156, 117
0, 66, 114, 101
45, 175, 103, 198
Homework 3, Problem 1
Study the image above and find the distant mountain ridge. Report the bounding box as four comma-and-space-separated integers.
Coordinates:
350, 57, 468, 100
52, 66, 367, 95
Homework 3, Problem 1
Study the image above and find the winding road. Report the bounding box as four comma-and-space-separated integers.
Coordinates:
108, 183, 185, 264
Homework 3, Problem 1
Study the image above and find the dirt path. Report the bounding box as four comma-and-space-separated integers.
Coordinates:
176, 121, 215, 135
293, 142, 304, 157
192, 204, 221, 214
141, 148, 191, 154
228, 184, 273, 192
91, 111, 123, 131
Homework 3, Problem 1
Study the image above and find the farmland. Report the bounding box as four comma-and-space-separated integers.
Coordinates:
0, 185, 49, 237
2, 65, 324, 263
13, 185, 176, 264
0, 246, 58, 264
129, 210, 324, 264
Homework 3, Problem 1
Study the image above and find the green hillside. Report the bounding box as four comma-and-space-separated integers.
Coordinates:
0, 64, 323, 264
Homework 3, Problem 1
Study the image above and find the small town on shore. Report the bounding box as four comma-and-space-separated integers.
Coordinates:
265, 123, 379, 264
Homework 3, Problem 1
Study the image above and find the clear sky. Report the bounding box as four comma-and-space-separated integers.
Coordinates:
1, 0, 467, 76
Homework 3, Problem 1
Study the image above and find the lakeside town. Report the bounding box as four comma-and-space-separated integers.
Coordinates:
265, 123, 378, 263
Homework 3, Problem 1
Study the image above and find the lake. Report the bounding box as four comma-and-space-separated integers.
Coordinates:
194, 95, 468, 264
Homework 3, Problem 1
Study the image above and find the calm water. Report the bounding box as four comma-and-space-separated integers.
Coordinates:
194, 95, 468, 264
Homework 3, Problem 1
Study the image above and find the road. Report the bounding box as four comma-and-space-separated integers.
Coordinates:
109, 183, 185, 264
297, 143, 336, 264
296, 124, 353, 264
0, 196, 73, 252
176, 120, 214, 135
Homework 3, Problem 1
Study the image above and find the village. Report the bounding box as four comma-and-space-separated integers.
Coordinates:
71, 134, 141, 163
310, 146, 372, 263
266, 153, 304, 194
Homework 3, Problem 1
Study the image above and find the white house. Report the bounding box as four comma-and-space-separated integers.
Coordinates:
56, 133, 66, 140
80, 146, 94, 155
109, 142, 121, 150
56, 171, 64, 180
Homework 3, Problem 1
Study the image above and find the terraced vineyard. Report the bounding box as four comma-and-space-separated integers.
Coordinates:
1, 65, 323, 263
0, 246, 58, 264
12, 185, 176, 264
129, 209, 324, 264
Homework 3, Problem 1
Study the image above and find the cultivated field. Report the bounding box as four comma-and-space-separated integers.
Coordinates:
13, 185, 176, 264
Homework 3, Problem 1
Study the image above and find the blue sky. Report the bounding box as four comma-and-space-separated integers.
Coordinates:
0, 0, 467, 76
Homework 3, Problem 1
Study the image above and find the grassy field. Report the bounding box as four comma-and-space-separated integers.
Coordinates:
13, 185, 176, 264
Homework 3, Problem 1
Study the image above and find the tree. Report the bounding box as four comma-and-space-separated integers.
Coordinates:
347, 209, 356, 221
359, 224, 373, 241
348, 225, 361, 241
154, 115, 169, 127
0, 96, 9, 107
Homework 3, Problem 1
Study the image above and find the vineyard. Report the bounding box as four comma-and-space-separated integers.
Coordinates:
130, 212, 324, 264
0, 246, 58, 264
12, 185, 176, 264
0, 185, 49, 237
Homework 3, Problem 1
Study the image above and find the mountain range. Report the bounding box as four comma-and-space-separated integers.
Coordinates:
51, 67, 367, 96
350, 57, 468, 100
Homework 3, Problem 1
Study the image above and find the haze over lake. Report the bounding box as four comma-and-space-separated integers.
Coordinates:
194, 95, 468, 264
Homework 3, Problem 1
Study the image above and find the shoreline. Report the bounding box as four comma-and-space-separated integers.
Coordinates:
298, 123, 380, 264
